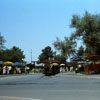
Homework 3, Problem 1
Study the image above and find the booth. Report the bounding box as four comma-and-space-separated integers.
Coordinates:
84, 55, 100, 73
70, 56, 84, 73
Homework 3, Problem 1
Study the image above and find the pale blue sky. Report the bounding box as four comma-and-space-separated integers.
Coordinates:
0, 0, 100, 63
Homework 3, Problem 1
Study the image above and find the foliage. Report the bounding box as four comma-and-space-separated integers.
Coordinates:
0, 46, 25, 62
77, 45, 85, 56
70, 11, 100, 55
38, 46, 54, 61
54, 54, 66, 64
0, 33, 6, 50
0, 34, 25, 62
53, 37, 76, 59
53, 11, 100, 60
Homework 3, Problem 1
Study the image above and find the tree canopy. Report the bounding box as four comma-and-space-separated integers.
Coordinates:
70, 11, 100, 55
0, 34, 25, 62
38, 46, 54, 61
54, 54, 66, 64
77, 46, 85, 56
0, 33, 6, 50
53, 12, 100, 59
0, 46, 25, 62
53, 37, 76, 59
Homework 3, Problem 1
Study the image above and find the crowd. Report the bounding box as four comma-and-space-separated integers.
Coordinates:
0, 65, 30, 75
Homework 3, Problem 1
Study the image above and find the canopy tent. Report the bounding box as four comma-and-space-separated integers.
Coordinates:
85, 55, 100, 60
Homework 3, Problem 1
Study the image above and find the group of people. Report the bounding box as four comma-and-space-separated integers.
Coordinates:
0, 65, 30, 75
0, 66, 12, 75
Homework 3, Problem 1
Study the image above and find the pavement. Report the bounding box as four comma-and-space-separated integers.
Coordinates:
0, 72, 100, 80
0, 73, 100, 100
56, 72, 100, 80
0, 96, 42, 100
0, 73, 41, 77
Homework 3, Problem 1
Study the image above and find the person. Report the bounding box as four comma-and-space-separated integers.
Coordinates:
3, 66, 6, 75
18, 67, 21, 74
0, 67, 2, 75
9, 66, 12, 74
26, 66, 30, 73
7, 66, 10, 74
51, 65, 55, 75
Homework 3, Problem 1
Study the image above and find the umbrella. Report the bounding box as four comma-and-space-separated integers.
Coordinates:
70, 56, 83, 61
0, 61, 3, 64
60, 64, 65, 66
52, 63, 59, 66
4, 61, 13, 65
13, 62, 22, 66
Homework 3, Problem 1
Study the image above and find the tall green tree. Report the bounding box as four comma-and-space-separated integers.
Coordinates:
77, 46, 85, 56
53, 37, 76, 59
0, 33, 6, 61
9, 46, 25, 62
0, 33, 6, 50
54, 54, 66, 64
70, 11, 100, 55
0, 46, 25, 62
38, 46, 54, 61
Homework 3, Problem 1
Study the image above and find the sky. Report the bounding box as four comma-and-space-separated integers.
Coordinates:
0, 0, 100, 63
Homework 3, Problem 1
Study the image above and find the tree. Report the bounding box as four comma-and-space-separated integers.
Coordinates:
0, 46, 25, 62
38, 46, 54, 61
77, 46, 85, 56
0, 33, 6, 61
0, 33, 6, 50
53, 37, 76, 60
9, 46, 25, 62
70, 11, 100, 55
54, 54, 66, 64
0, 34, 25, 62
